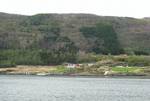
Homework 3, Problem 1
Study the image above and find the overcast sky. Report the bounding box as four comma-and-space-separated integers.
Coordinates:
0, 0, 149, 18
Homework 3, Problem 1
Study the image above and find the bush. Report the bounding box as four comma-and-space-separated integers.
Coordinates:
0, 61, 16, 68
113, 55, 150, 66
134, 50, 149, 55
125, 56, 150, 66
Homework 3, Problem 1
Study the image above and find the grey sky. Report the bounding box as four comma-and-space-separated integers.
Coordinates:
0, 0, 149, 18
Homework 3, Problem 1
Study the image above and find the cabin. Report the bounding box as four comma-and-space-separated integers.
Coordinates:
64, 63, 80, 68
64, 62, 95, 68
67, 63, 76, 68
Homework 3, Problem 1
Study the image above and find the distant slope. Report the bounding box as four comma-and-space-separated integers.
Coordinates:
0, 12, 150, 54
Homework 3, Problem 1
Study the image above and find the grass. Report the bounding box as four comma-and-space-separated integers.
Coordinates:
112, 66, 144, 73
0, 65, 76, 74
0, 65, 57, 74
50, 66, 76, 74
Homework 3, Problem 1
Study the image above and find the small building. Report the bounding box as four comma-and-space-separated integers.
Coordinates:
64, 63, 81, 68
65, 63, 76, 68
67, 63, 76, 68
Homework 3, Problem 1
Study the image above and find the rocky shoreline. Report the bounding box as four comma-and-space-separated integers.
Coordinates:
0, 69, 147, 77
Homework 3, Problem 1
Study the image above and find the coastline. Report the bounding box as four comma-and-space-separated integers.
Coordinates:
0, 65, 149, 78
0, 71, 149, 79
0, 73, 150, 79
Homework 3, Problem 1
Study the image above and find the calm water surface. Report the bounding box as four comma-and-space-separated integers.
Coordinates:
0, 75, 150, 101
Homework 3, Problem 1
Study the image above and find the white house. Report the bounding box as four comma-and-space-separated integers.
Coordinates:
66, 63, 76, 68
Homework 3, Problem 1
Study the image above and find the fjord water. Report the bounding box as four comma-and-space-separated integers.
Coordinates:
0, 75, 150, 101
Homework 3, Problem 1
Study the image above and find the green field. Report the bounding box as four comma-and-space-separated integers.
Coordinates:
112, 67, 143, 73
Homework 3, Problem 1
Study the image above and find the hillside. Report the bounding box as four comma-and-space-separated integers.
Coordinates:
0, 12, 150, 65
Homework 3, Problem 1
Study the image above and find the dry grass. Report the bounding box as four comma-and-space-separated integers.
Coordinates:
0, 65, 57, 74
